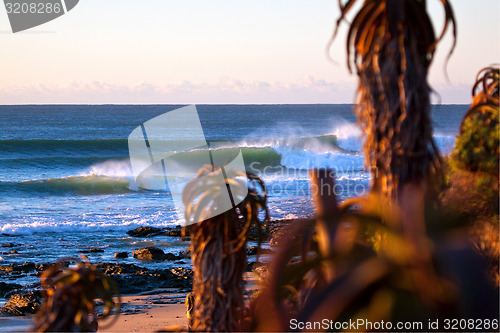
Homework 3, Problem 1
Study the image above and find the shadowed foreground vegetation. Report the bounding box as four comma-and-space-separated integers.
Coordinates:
442, 66, 499, 286
6, 1, 498, 332
33, 257, 120, 332
183, 167, 269, 332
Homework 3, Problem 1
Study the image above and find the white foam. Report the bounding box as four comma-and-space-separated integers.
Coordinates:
278, 148, 364, 171
434, 134, 456, 155
329, 122, 363, 152
83, 159, 146, 191
0, 219, 181, 235
86, 159, 133, 178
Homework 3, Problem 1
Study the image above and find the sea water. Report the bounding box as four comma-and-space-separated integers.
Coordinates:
0, 104, 467, 270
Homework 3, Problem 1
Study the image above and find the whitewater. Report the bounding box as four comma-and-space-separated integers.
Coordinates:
0, 104, 466, 267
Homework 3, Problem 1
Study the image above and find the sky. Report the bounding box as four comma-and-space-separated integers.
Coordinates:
0, 0, 499, 104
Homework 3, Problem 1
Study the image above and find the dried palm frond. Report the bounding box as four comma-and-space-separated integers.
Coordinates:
329, 0, 457, 197
183, 165, 269, 332
461, 65, 499, 133
252, 174, 465, 332
33, 257, 121, 332
470, 66, 500, 108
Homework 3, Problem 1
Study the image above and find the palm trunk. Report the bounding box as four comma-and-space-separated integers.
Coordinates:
184, 170, 268, 332
356, 7, 438, 198
333, 0, 456, 199
189, 211, 247, 332
335, 0, 456, 302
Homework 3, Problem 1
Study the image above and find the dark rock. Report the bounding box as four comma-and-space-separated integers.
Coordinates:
179, 248, 191, 258
126, 226, 191, 239
246, 219, 299, 243
247, 246, 258, 256
36, 263, 52, 272
21, 261, 195, 296
268, 219, 309, 247
0, 282, 22, 298
247, 225, 269, 242
114, 252, 128, 259
0, 291, 41, 316
0, 265, 13, 273
96, 263, 146, 275
127, 227, 163, 237
107, 275, 140, 294
246, 261, 256, 272
164, 230, 181, 237
1, 243, 15, 248
3, 283, 41, 299
164, 225, 189, 238
170, 267, 192, 281
110, 268, 192, 294
0, 262, 37, 275
132, 247, 163, 260
246, 260, 267, 272
132, 247, 179, 261
151, 300, 169, 304
253, 265, 268, 277
77, 248, 104, 254
246, 246, 273, 256
162, 253, 179, 261
15, 262, 37, 272
163, 226, 183, 237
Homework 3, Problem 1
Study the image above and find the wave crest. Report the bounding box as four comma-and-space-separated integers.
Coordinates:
2, 175, 134, 195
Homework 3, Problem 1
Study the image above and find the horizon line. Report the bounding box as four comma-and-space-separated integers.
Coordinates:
0, 103, 470, 106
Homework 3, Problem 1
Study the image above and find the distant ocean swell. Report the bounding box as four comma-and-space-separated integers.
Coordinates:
0, 131, 456, 196
0, 135, 344, 158
0, 176, 133, 195
0, 139, 129, 158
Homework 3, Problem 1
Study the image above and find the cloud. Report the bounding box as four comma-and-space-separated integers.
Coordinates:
0, 76, 471, 104
0, 76, 358, 104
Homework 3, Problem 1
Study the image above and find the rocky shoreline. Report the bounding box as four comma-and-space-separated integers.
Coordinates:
0, 219, 297, 317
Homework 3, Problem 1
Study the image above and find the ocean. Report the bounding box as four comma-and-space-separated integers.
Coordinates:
0, 104, 467, 276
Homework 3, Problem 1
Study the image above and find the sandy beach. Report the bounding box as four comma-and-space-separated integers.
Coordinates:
0, 273, 259, 333
0, 295, 188, 333
100, 294, 188, 333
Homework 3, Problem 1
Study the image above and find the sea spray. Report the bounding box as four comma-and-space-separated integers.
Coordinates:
0, 105, 465, 240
